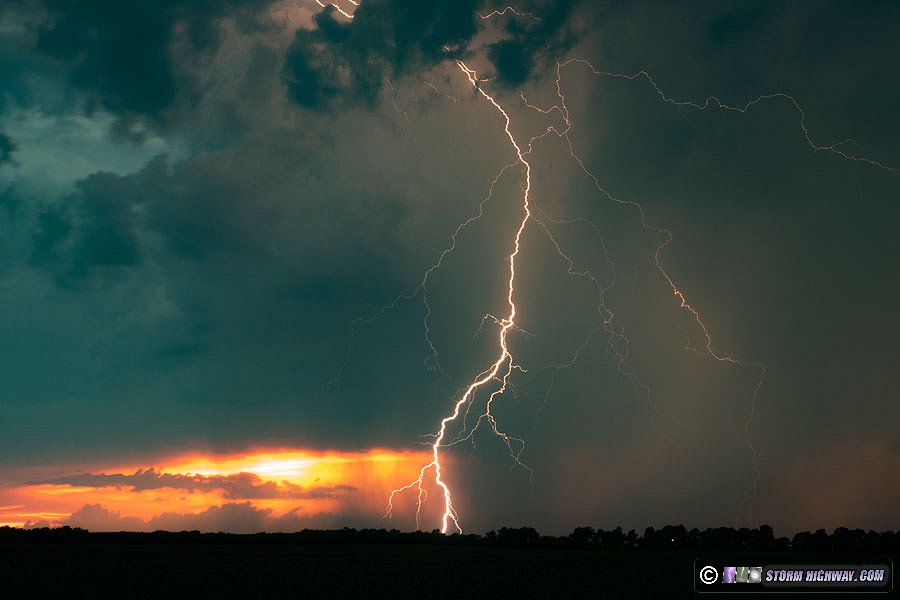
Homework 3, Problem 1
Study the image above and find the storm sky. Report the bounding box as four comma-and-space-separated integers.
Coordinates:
0, 0, 898, 535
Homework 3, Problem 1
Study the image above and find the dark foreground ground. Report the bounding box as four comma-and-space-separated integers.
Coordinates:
1, 539, 895, 599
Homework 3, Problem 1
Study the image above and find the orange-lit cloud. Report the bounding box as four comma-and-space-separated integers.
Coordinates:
0, 448, 437, 532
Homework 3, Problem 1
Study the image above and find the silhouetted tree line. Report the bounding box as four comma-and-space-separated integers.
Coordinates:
1, 524, 896, 551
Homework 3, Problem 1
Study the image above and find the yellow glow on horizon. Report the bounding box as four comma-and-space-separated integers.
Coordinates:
0, 447, 436, 531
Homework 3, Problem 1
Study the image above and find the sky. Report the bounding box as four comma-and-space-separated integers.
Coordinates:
0, 0, 898, 535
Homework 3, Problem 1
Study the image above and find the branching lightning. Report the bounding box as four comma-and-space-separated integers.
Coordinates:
479, 6, 540, 22
319, 3, 897, 532
512, 56, 894, 525
384, 60, 537, 533
557, 59, 898, 175
313, 0, 355, 19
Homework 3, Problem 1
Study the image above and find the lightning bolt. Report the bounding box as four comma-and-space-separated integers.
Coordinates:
479, 6, 540, 22
313, 0, 355, 20
385, 60, 536, 533
513, 60, 772, 527
384, 77, 411, 124
556, 59, 898, 175
327, 5, 897, 532
516, 57, 895, 526
425, 80, 461, 103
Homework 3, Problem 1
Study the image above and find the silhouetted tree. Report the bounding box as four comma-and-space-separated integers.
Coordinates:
625, 529, 638, 548
755, 524, 775, 550
590, 527, 623, 550
0, 523, 895, 551
660, 524, 688, 549
569, 526, 594, 546
496, 527, 539, 546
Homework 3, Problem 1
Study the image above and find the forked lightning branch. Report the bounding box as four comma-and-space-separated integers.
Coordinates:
327, 2, 898, 534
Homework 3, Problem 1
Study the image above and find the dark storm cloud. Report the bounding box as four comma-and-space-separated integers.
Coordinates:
283, 0, 582, 109
29, 203, 72, 266
0, 185, 18, 218
24, 138, 407, 282
36, 1, 175, 117
0, 2, 55, 114
139, 154, 275, 260
35, 468, 357, 500
0, 132, 15, 220
27, 140, 307, 287
25, 151, 271, 282
8, 0, 276, 120
284, 0, 480, 109
485, 0, 578, 87
29, 168, 143, 282
0, 132, 15, 165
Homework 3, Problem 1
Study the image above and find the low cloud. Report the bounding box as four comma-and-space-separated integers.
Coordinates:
36, 468, 358, 500
62, 501, 316, 533
61, 503, 145, 532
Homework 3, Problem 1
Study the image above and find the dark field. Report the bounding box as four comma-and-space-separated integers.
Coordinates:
6, 542, 660, 598
2, 539, 895, 599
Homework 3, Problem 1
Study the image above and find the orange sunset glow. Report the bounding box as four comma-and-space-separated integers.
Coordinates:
0, 448, 438, 532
